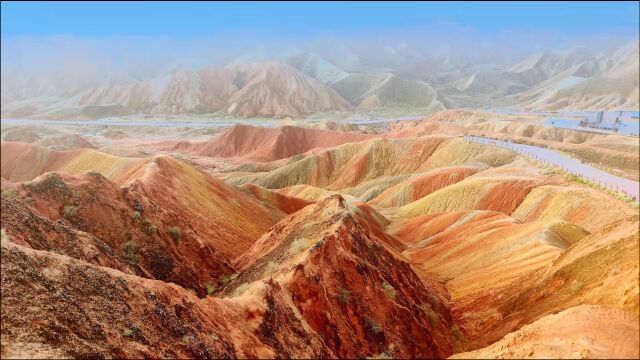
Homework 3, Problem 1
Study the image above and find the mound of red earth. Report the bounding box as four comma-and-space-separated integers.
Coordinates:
0, 154, 286, 295
119, 155, 285, 259
1, 171, 236, 294
2, 120, 639, 359
172, 124, 375, 162
1, 194, 458, 358
451, 305, 639, 359
1, 241, 331, 359
232, 195, 457, 358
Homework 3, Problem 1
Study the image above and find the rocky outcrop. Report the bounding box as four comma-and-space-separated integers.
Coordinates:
232, 195, 457, 358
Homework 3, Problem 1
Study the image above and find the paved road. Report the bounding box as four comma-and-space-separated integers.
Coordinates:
464, 135, 640, 201
1, 115, 425, 128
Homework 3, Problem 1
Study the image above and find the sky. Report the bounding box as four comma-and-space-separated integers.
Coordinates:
2, 1, 639, 39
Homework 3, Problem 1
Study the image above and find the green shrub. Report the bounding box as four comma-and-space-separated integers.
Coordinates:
143, 222, 158, 235
427, 293, 439, 308
427, 309, 439, 327
181, 334, 194, 343
123, 241, 137, 264
131, 211, 141, 220
451, 324, 465, 351
381, 281, 396, 300
231, 283, 249, 297
338, 288, 350, 305
206, 283, 217, 295
168, 226, 182, 242
63, 205, 78, 218
1, 188, 17, 198
218, 273, 238, 285
365, 317, 383, 335
123, 328, 133, 337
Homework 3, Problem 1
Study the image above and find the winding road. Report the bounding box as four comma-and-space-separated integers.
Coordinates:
464, 135, 640, 201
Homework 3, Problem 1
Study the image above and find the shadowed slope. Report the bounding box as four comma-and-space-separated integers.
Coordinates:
240, 183, 313, 214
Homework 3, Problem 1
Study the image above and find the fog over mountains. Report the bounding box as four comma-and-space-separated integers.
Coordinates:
2, 34, 638, 118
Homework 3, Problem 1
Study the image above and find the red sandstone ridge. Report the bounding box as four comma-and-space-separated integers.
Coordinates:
231, 195, 456, 358
0, 142, 286, 261
0, 193, 456, 359
0, 171, 237, 294
450, 305, 639, 359
0, 241, 332, 359
119, 155, 285, 259
0, 156, 286, 294
2, 107, 639, 358
174, 124, 375, 162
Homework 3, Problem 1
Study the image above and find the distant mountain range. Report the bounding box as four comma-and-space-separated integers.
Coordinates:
1, 41, 638, 119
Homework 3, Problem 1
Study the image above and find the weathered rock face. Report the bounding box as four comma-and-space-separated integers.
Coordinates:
232, 195, 456, 358
2, 118, 639, 359
120, 155, 285, 259
1, 172, 235, 294
0, 192, 455, 359
0, 143, 286, 259
0, 241, 332, 359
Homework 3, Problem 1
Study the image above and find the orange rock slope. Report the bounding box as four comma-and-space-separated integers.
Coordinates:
1, 119, 638, 359
1, 142, 284, 257
1, 195, 460, 359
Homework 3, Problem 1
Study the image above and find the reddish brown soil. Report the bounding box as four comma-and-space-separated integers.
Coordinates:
1, 172, 235, 294
2, 118, 638, 359
0, 241, 332, 359
119, 156, 284, 259
172, 124, 375, 162
233, 195, 457, 358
